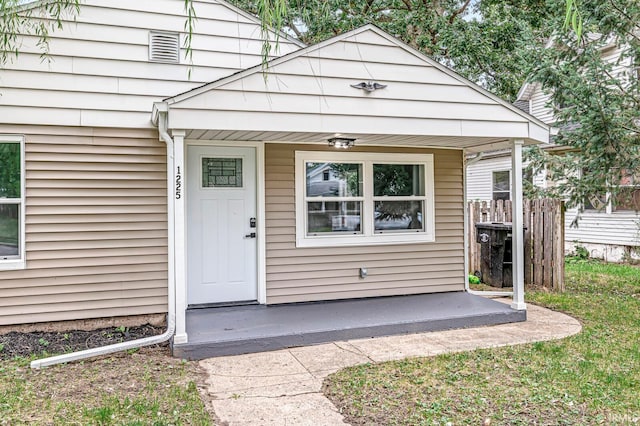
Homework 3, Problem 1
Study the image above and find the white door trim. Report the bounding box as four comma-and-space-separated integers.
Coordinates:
184, 140, 266, 305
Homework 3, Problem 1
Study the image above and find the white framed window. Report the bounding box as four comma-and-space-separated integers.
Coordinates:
492, 170, 510, 201
0, 135, 25, 269
295, 151, 435, 247
613, 170, 640, 212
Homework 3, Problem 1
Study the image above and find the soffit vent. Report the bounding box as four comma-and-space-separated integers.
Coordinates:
149, 31, 180, 63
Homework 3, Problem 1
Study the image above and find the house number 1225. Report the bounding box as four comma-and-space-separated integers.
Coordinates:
175, 166, 182, 199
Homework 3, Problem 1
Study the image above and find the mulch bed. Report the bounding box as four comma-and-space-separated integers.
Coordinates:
0, 324, 166, 360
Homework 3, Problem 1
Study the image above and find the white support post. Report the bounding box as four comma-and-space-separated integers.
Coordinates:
511, 139, 526, 310
172, 130, 189, 344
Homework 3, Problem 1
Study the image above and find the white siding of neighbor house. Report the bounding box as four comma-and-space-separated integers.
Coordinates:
0, 125, 169, 326
0, 0, 302, 129
466, 156, 512, 201
565, 209, 640, 247
527, 44, 633, 127
529, 87, 555, 125
466, 154, 545, 202
265, 144, 465, 304
168, 27, 546, 147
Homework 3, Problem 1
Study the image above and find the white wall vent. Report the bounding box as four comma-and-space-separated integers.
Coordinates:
149, 31, 180, 63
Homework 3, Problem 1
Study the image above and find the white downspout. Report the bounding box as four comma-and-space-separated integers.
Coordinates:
31, 111, 177, 369
464, 151, 515, 297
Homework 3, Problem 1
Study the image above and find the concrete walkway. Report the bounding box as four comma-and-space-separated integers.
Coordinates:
198, 301, 581, 425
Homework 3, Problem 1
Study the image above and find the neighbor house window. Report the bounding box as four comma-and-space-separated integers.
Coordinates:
492, 170, 510, 201
613, 170, 640, 212
295, 151, 435, 247
0, 136, 25, 269
582, 169, 640, 212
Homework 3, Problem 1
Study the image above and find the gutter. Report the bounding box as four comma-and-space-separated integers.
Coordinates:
31, 109, 177, 368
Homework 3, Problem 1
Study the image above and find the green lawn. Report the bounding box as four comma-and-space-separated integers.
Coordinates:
324, 261, 640, 425
0, 347, 213, 425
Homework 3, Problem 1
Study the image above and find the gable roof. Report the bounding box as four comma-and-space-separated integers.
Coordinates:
163, 24, 546, 130
156, 24, 550, 151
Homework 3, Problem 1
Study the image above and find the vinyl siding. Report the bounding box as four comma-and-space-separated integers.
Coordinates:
565, 208, 640, 246
0, 0, 301, 129
0, 126, 168, 326
264, 143, 465, 304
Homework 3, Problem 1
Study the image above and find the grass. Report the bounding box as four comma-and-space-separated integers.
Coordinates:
324, 261, 640, 425
0, 347, 213, 425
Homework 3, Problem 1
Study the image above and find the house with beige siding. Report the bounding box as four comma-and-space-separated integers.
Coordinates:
0, 0, 550, 364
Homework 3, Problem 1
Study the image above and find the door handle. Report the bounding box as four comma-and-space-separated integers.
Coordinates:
245, 232, 257, 239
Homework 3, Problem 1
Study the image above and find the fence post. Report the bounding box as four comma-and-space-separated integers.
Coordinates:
553, 199, 566, 291
523, 199, 532, 286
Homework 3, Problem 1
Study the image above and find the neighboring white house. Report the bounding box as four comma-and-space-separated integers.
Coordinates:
466, 41, 640, 262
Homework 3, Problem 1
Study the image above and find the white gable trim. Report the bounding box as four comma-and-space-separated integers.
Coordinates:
163, 24, 548, 131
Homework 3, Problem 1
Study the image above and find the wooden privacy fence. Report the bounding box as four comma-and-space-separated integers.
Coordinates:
467, 199, 565, 291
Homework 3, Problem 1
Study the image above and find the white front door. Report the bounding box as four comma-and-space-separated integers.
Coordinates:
187, 145, 258, 306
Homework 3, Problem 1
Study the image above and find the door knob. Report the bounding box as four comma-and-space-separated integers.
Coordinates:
245, 232, 256, 239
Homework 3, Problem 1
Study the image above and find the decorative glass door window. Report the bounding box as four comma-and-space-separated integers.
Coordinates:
295, 151, 435, 247
202, 157, 243, 188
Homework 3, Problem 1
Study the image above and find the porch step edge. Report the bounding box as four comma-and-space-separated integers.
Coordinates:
172, 309, 525, 360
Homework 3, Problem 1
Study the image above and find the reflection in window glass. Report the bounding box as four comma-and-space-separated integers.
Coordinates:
614, 187, 640, 211
584, 193, 607, 210
374, 201, 424, 232
307, 201, 361, 234
0, 204, 19, 257
373, 164, 425, 196
306, 163, 362, 197
492, 171, 510, 201
0, 143, 21, 199
613, 169, 640, 211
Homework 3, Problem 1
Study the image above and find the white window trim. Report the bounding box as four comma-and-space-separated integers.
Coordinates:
0, 135, 26, 270
295, 151, 435, 248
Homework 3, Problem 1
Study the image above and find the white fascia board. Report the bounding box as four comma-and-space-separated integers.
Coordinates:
528, 121, 551, 144
516, 82, 538, 102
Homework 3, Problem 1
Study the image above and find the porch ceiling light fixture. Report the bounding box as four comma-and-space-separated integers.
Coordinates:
350, 81, 387, 92
328, 137, 356, 149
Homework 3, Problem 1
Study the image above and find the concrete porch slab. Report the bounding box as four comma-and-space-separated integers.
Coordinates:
173, 291, 525, 360
198, 300, 581, 426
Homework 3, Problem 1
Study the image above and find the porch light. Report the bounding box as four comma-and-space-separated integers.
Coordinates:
328, 137, 356, 149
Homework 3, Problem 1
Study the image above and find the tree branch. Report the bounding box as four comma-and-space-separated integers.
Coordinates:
449, 0, 472, 24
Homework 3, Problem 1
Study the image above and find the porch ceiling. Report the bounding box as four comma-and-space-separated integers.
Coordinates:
183, 129, 527, 153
